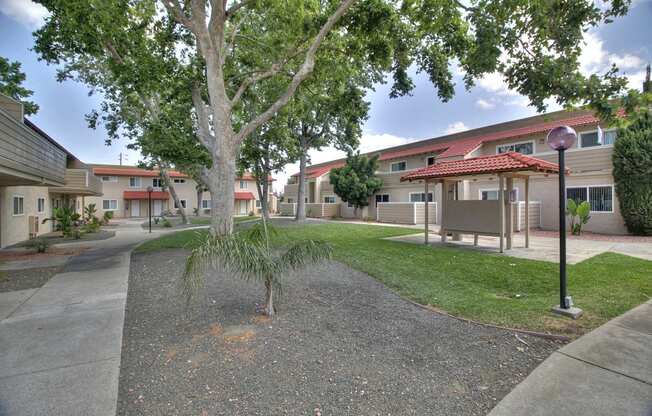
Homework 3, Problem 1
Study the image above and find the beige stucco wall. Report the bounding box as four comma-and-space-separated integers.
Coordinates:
0, 185, 52, 247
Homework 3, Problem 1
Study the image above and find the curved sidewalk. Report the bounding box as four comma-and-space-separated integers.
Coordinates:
0, 220, 187, 416
489, 300, 652, 416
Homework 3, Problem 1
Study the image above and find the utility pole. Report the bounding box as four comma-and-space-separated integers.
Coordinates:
118, 152, 128, 166
644, 64, 651, 93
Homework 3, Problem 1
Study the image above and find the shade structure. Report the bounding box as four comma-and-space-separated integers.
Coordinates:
124, 191, 170, 200
401, 152, 563, 182
234, 191, 255, 200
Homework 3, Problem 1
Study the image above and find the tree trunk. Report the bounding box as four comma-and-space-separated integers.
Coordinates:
195, 187, 203, 216
264, 278, 275, 316
255, 179, 271, 220
206, 146, 236, 236
161, 169, 189, 224
295, 142, 308, 221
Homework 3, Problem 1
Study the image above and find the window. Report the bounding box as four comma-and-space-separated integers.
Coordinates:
12, 196, 24, 216
287, 198, 294, 203
375, 194, 390, 206
102, 200, 118, 211
255, 200, 262, 208
409, 192, 434, 202
239, 180, 247, 189
324, 196, 336, 204
152, 178, 162, 188
347, 201, 354, 208
173, 178, 186, 184
426, 156, 436, 166
129, 177, 141, 188
497, 141, 534, 155
390, 161, 407, 172
201, 199, 210, 209
101, 175, 117, 182
480, 189, 519, 201
37, 197, 46, 213
580, 129, 617, 148
566, 185, 613, 212
174, 199, 187, 209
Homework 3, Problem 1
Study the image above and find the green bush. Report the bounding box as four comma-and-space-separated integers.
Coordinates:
567, 199, 591, 235
25, 238, 50, 253
102, 211, 113, 225
162, 218, 172, 228
154, 216, 161, 225
613, 111, 652, 235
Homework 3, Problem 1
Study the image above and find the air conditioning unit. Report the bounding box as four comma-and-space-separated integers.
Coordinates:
28, 216, 39, 238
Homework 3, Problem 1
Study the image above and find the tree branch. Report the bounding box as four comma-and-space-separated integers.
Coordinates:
191, 84, 215, 150
163, 0, 195, 31
225, 0, 251, 18
234, 0, 356, 143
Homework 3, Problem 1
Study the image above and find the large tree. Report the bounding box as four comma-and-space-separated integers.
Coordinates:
0, 56, 39, 115
35, 0, 632, 236
330, 152, 383, 216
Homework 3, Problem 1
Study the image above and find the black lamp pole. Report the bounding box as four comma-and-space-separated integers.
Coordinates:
557, 148, 568, 308
147, 186, 153, 233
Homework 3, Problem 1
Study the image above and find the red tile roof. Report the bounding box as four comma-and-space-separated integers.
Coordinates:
382, 113, 599, 161
291, 162, 345, 179
123, 191, 170, 200
234, 191, 255, 200
401, 152, 563, 181
94, 167, 187, 178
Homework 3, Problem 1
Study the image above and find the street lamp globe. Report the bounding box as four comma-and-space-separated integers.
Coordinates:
546, 126, 577, 151
146, 186, 154, 193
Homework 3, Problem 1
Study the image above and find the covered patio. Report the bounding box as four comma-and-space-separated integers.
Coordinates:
401, 152, 563, 253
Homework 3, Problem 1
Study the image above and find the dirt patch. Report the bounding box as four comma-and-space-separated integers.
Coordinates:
0, 247, 87, 262
118, 249, 562, 416
0, 266, 62, 292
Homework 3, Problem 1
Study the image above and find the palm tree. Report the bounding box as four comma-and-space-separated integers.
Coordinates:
183, 218, 332, 316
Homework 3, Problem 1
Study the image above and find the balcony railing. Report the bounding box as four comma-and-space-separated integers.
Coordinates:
49, 168, 103, 196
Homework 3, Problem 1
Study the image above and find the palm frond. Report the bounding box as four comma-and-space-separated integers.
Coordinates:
243, 220, 278, 246
277, 240, 333, 273
182, 231, 276, 304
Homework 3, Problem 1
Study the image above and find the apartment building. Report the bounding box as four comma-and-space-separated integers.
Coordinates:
0, 94, 102, 247
283, 107, 627, 235
86, 165, 275, 218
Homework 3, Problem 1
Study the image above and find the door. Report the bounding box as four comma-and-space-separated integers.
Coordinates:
130, 200, 141, 217
237, 200, 247, 215
153, 200, 162, 216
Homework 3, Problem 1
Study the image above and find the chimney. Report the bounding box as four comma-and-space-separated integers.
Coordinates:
644, 64, 651, 93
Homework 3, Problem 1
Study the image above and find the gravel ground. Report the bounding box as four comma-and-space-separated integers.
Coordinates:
118, 249, 562, 416
0, 266, 62, 292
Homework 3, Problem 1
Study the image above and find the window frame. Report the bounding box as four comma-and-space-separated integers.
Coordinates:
578, 128, 617, 149
101, 175, 118, 182
375, 194, 390, 206
426, 155, 437, 166
390, 160, 407, 172
566, 184, 614, 213
323, 195, 336, 204
255, 199, 262, 208
12, 195, 25, 216
173, 178, 186, 184
496, 140, 535, 155
37, 197, 46, 214
152, 178, 163, 188
102, 199, 118, 211
128, 177, 141, 188
478, 188, 519, 201
201, 199, 210, 209
408, 192, 434, 203
174, 199, 187, 209
239, 180, 247, 189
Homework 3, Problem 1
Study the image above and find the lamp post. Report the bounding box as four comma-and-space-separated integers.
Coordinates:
146, 186, 153, 233
547, 126, 583, 319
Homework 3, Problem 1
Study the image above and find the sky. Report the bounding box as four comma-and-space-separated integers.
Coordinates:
1, 0, 651, 192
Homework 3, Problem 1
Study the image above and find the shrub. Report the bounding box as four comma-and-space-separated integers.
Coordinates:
102, 211, 113, 225
42, 207, 81, 238
154, 216, 161, 225
613, 111, 652, 235
25, 238, 50, 253
248, 211, 255, 217
567, 199, 591, 235
162, 218, 172, 227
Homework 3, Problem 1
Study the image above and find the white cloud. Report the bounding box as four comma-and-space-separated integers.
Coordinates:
444, 121, 469, 135
475, 98, 495, 110
0, 0, 49, 29
273, 132, 415, 193
476, 72, 519, 97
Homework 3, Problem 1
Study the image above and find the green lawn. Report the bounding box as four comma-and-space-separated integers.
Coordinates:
189, 216, 259, 225
135, 222, 652, 336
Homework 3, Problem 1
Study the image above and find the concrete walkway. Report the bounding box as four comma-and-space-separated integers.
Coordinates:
0, 220, 182, 416
489, 300, 652, 416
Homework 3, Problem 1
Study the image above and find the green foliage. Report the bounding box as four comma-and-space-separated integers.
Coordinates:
42, 207, 81, 238
567, 199, 591, 235
0, 56, 39, 115
162, 218, 172, 228
102, 211, 114, 225
154, 216, 161, 225
183, 219, 332, 316
25, 238, 50, 253
83, 203, 98, 222
613, 111, 652, 235
330, 152, 383, 211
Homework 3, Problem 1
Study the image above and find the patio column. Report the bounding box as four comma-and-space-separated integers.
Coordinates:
440, 180, 447, 242
452, 181, 463, 241
506, 177, 514, 250
498, 174, 505, 253
424, 179, 429, 245
525, 176, 530, 248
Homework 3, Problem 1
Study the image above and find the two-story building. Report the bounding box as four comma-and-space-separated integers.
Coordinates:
283, 108, 627, 235
0, 94, 102, 247
86, 165, 276, 218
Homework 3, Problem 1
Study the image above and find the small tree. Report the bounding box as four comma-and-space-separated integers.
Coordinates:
566, 199, 591, 235
613, 111, 652, 235
329, 152, 383, 216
